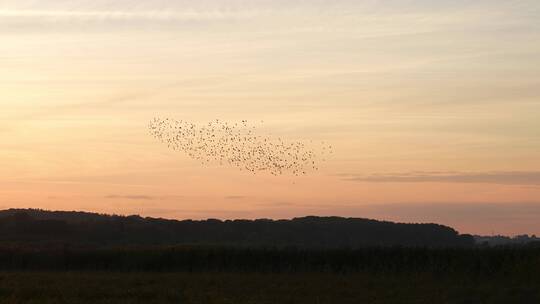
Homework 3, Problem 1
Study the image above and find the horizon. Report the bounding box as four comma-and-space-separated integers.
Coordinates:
2, 0, 540, 236
2, 206, 538, 238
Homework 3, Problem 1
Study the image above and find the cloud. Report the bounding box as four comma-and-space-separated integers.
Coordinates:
55, 77, 227, 110
0, 9, 253, 22
342, 171, 540, 185
224, 196, 247, 200
255, 201, 296, 207
104, 195, 157, 200
0, 6, 260, 33
103, 194, 188, 201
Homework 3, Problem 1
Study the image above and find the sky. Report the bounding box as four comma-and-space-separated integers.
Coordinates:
1, 0, 540, 235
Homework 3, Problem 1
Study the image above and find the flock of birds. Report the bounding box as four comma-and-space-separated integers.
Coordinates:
148, 118, 333, 176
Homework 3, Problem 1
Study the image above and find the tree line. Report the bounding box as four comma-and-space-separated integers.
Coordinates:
0, 209, 474, 248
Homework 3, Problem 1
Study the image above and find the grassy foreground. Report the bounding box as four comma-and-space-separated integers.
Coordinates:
0, 272, 538, 304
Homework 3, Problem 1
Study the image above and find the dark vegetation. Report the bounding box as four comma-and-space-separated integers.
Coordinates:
0, 209, 473, 248
1, 272, 539, 304
1, 209, 538, 303
1, 244, 540, 274
475, 234, 540, 246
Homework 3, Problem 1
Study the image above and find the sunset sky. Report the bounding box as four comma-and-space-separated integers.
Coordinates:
1, 0, 540, 235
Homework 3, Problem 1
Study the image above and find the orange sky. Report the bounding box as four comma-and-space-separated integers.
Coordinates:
1, 0, 540, 235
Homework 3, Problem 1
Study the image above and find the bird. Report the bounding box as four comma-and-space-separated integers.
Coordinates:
148, 117, 331, 176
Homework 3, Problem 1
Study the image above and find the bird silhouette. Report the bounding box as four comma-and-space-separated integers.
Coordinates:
148, 118, 333, 176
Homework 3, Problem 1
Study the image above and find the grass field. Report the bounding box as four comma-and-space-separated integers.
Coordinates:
0, 271, 538, 304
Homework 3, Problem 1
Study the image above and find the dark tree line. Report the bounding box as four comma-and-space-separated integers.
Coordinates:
1, 209, 538, 275
0, 209, 474, 248
0, 245, 539, 275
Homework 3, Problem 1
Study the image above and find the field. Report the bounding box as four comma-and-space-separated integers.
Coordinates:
0, 246, 539, 303
0, 271, 539, 304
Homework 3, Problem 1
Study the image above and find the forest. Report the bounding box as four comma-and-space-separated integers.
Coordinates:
0, 209, 474, 248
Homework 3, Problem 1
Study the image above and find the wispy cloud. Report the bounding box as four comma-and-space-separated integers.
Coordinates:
55, 76, 230, 110
255, 201, 296, 207
342, 171, 540, 185
224, 196, 247, 200
104, 195, 157, 200
104, 194, 187, 201
0, 9, 254, 21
